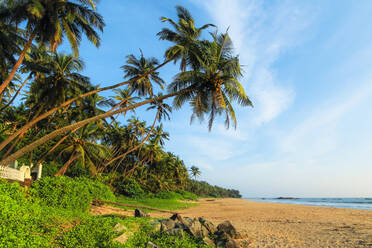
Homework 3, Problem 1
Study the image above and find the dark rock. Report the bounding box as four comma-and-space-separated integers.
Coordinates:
146, 241, 158, 247
134, 209, 150, 218
170, 213, 183, 222
160, 219, 176, 232
217, 221, 241, 239
199, 217, 216, 235
187, 220, 209, 238
183, 217, 196, 227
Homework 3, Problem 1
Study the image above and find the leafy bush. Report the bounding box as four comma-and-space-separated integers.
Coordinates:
176, 189, 198, 200
75, 177, 116, 202
0, 180, 53, 248
31, 176, 92, 212
113, 177, 145, 198
58, 216, 118, 248
31, 176, 116, 212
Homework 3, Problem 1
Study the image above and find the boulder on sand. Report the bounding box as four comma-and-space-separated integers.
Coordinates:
134, 209, 149, 218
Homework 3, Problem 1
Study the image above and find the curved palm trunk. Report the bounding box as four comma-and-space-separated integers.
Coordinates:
100, 110, 159, 172
55, 152, 79, 176
0, 60, 171, 152
0, 32, 36, 100
0, 88, 191, 166
0, 73, 32, 112
35, 126, 81, 167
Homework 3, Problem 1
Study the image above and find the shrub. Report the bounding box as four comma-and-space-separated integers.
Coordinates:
75, 177, 116, 202
0, 180, 53, 248
176, 190, 198, 200
31, 176, 116, 212
113, 177, 145, 198
58, 216, 118, 248
31, 176, 92, 213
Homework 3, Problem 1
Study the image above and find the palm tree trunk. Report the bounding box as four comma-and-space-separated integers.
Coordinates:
2, 132, 24, 159
0, 32, 36, 100
55, 152, 79, 176
0, 60, 171, 152
101, 110, 159, 171
0, 73, 32, 112
35, 126, 81, 167
0, 87, 192, 166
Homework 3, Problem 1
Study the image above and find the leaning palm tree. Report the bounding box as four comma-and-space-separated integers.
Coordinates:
0, 6, 213, 151
190, 166, 201, 180
157, 5, 215, 71
0, 0, 104, 99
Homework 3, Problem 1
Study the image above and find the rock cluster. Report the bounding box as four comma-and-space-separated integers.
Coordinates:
150, 213, 249, 247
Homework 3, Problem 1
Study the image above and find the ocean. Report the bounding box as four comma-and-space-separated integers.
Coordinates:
246, 197, 372, 210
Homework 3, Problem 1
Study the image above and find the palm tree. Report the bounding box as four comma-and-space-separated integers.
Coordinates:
0, 18, 251, 167
55, 122, 109, 176
190, 166, 201, 180
0, 0, 105, 99
150, 124, 169, 146
102, 97, 172, 171
169, 32, 253, 130
122, 50, 165, 97
157, 5, 215, 71
0, 6, 214, 151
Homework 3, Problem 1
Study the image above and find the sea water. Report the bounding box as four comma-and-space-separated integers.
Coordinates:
246, 198, 372, 210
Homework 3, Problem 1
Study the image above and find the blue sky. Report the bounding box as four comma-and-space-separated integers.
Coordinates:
61, 0, 372, 197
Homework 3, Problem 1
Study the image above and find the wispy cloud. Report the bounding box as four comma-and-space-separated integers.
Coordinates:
197, 0, 313, 125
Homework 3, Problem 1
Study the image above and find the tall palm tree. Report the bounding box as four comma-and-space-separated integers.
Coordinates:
190, 165, 201, 180
157, 5, 215, 71
0, 6, 213, 151
25, 53, 91, 116
0, 0, 105, 98
169, 32, 253, 130
0, 22, 252, 167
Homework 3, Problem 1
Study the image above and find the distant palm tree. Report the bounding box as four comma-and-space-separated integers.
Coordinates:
0, 0, 105, 99
190, 166, 201, 179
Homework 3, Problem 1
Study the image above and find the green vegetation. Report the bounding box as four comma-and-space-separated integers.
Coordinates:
0, 2, 247, 247
0, 177, 210, 247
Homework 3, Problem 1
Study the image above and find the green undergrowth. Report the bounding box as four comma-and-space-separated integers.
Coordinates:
0, 178, 209, 248
114, 190, 199, 212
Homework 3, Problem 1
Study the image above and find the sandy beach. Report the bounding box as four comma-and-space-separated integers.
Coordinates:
159, 198, 372, 247
91, 198, 372, 247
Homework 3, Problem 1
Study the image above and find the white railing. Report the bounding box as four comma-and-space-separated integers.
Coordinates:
0, 166, 26, 182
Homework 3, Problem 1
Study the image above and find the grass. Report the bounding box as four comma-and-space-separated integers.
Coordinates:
115, 195, 199, 211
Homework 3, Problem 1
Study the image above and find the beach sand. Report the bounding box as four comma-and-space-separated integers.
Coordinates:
153, 198, 372, 248
91, 198, 372, 247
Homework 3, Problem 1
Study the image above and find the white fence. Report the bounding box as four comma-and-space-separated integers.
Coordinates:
0, 166, 28, 182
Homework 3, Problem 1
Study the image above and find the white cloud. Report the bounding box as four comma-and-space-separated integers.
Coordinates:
198, 0, 313, 125
280, 81, 372, 155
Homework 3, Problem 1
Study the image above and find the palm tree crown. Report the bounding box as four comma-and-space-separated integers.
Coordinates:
169, 32, 253, 130
157, 5, 215, 71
